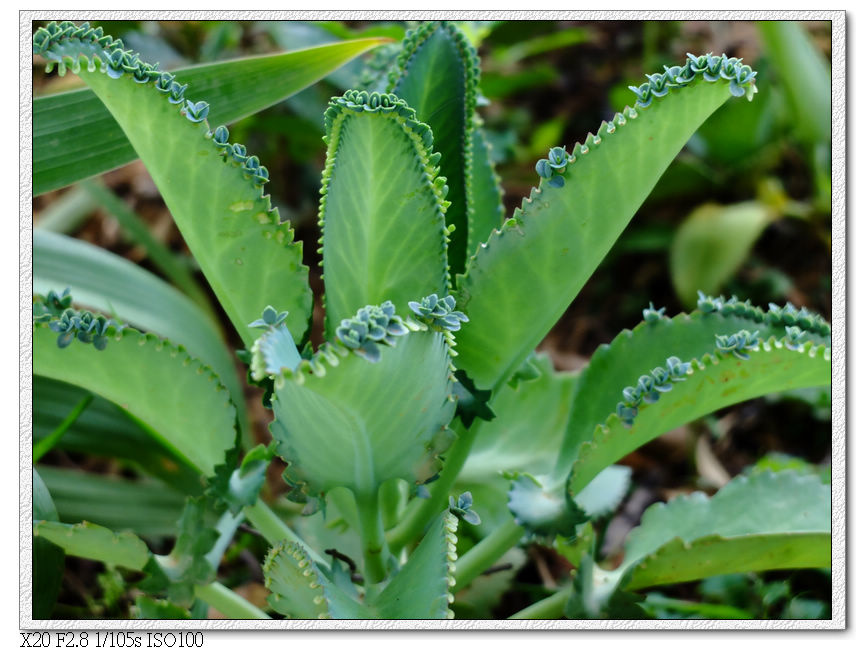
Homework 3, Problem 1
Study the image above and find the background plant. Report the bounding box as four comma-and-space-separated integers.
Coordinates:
31, 19, 831, 621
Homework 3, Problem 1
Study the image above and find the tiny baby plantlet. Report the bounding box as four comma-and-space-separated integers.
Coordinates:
31, 21, 830, 621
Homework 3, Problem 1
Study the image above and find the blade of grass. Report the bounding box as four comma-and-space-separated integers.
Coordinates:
33, 394, 93, 463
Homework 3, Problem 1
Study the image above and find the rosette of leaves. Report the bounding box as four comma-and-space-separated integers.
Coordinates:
32, 20, 830, 621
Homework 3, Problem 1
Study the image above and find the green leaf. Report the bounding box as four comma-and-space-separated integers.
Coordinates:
33, 470, 64, 619
34, 230, 248, 438
507, 465, 631, 539
556, 305, 830, 479
264, 511, 458, 619
370, 512, 458, 619
757, 21, 830, 146
78, 178, 212, 312
621, 470, 830, 590
641, 593, 754, 620
566, 471, 828, 618
34, 321, 237, 477
455, 354, 577, 535
572, 465, 631, 519
250, 323, 302, 381
37, 466, 190, 539
34, 520, 150, 571
156, 498, 220, 595
460, 354, 578, 481
319, 91, 449, 335
568, 336, 830, 497
454, 60, 755, 390
219, 444, 274, 514
567, 554, 647, 619
466, 124, 506, 260
671, 202, 775, 308
34, 376, 202, 493
38, 29, 312, 346
33, 392, 93, 463
35, 184, 97, 233
387, 21, 480, 276
134, 596, 191, 620
34, 37, 391, 195
270, 328, 455, 499
34, 469, 59, 522
264, 542, 369, 619
507, 473, 588, 538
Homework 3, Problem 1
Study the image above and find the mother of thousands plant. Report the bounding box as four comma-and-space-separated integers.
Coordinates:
32, 21, 830, 621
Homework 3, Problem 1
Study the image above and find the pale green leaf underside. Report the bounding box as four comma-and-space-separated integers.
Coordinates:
455, 80, 736, 390
270, 330, 454, 496
568, 339, 830, 496
48, 48, 311, 346
34, 230, 248, 435
34, 520, 150, 571
321, 109, 448, 335
556, 309, 830, 477
621, 470, 830, 590
34, 376, 202, 493
34, 324, 236, 476
388, 22, 476, 276
461, 354, 578, 481
572, 464, 632, 519
507, 464, 631, 536
35, 38, 390, 195
456, 354, 577, 536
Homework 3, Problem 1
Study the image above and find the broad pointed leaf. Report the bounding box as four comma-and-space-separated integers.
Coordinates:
371, 512, 458, 619
556, 302, 831, 478
34, 520, 150, 571
34, 321, 237, 477
34, 376, 202, 493
319, 90, 449, 336
34, 230, 247, 435
455, 57, 759, 390
621, 470, 829, 590
566, 471, 829, 618
568, 336, 830, 497
387, 21, 480, 275
37, 25, 312, 345
270, 328, 455, 499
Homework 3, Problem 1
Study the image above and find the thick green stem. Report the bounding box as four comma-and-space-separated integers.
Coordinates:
379, 479, 406, 531
193, 581, 270, 620
386, 420, 479, 550
356, 490, 390, 585
508, 587, 569, 620
243, 499, 324, 565
453, 519, 524, 592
